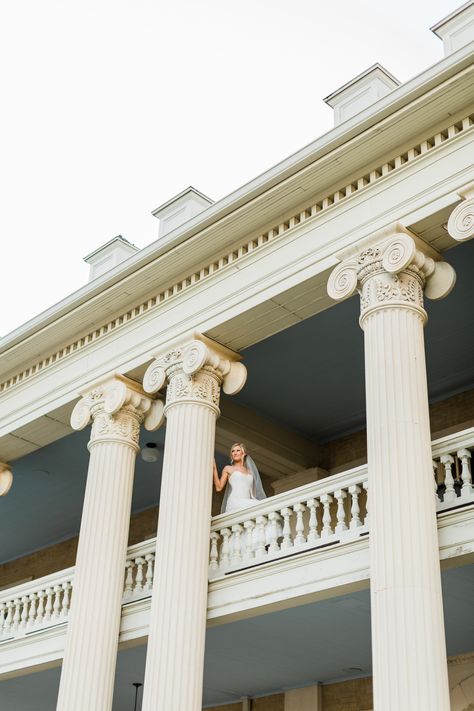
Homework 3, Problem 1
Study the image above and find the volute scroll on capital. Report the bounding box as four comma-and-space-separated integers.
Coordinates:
327, 230, 456, 322
0, 462, 13, 496
70, 374, 164, 449
143, 336, 247, 412
447, 182, 474, 243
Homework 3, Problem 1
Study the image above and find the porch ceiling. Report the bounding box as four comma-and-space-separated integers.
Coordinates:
1, 564, 473, 709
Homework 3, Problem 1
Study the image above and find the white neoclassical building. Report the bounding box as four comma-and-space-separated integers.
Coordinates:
1, 4, 474, 711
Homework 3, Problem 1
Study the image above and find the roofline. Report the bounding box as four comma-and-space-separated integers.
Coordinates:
0, 41, 473, 354
430, 0, 474, 35
151, 186, 214, 217
323, 63, 400, 105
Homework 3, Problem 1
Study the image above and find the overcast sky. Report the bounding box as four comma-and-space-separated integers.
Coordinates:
0, 0, 464, 337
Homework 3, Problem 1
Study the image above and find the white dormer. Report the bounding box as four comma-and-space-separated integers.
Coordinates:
431, 1, 474, 56
152, 186, 214, 239
84, 236, 139, 282
324, 63, 400, 127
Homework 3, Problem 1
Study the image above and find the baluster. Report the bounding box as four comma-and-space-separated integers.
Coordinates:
4, 600, 13, 637
220, 528, 231, 569
135, 557, 145, 593
349, 485, 363, 531
209, 532, 219, 572
280, 507, 294, 549
124, 560, 134, 597
306, 499, 320, 543
458, 449, 474, 500
441, 454, 456, 504
36, 591, 45, 626
243, 519, 256, 559
145, 554, 155, 590
27, 593, 37, 628
53, 585, 62, 619
19, 596, 29, 630
12, 598, 21, 632
334, 489, 348, 534
61, 582, 71, 618
433, 460, 440, 501
320, 494, 334, 539
231, 524, 243, 564
44, 587, 53, 622
5, 600, 14, 636
0, 602, 5, 638
267, 512, 280, 554
255, 516, 268, 559
293, 503, 306, 546
362, 481, 369, 528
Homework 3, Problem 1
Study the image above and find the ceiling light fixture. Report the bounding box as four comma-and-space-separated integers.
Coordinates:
141, 442, 159, 463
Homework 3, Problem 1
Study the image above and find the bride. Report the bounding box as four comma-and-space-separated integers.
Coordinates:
213, 443, 266, 513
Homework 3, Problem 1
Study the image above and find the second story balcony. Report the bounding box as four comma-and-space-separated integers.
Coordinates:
1, 424, 473, 692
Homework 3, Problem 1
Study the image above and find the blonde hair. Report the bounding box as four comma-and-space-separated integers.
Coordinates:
229, 442, 247, 462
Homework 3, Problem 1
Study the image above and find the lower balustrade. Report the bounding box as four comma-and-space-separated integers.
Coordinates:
0, 426, 473, 647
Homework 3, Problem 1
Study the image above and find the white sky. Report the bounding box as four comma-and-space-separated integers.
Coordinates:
0, 0, 464, 337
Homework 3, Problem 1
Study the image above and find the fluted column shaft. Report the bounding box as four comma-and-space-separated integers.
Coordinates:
328, 228, 456, 711
56, 375, 161, 711
141, 336, 246, 711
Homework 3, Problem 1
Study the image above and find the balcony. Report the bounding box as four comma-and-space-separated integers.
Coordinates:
1, 426, 474, 680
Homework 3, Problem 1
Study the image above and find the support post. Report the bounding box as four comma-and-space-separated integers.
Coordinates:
141, 335, 246, 711
56, 375, 162, 711
328, 225, 456, 711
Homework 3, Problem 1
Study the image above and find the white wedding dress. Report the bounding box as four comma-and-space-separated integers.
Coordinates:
224, 470, 281, 552
225, 470, 257, 513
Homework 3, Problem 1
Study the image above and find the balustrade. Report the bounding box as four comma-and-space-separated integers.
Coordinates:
123, 541, 156, 600
0, 570, 73, 641
209, 465, 369, 577
1, 427, 473, 647
432, 427, 474, 510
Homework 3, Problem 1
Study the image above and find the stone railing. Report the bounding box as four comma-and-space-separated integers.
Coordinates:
0, 567, 74, 642
0, 538, 157, 643
122, 539, 156, 601
209, 465, 369, 578
432, 426, 474, 510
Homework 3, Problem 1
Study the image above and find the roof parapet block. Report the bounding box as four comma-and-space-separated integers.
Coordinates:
324, 63, 400, 127
431, 0, 474, 56
84, 235, 139, 282
152, 186, 214, 239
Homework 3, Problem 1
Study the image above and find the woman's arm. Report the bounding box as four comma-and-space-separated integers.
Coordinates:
213, 461, 229, 492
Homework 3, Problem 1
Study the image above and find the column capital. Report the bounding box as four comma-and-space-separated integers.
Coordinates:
447, 181, 474, 242
143, 334, 247, 414
70, 373, 163, 450
0, 462, 13, 496
327, 225, 455, 323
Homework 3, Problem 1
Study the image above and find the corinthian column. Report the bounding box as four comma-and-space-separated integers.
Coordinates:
141, 335, 246, 711
56, 375, 163, 711
328, 226, 456, 711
